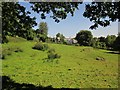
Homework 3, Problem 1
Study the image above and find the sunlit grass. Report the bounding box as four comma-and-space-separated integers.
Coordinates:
2, 38, 118, 88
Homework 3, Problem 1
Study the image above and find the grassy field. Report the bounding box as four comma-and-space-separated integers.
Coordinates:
1, 37, 119, 88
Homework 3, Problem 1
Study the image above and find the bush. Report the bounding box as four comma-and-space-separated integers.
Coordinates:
33, 42, 49, 51
47, 48, 61, 60
48, 52, 56, 60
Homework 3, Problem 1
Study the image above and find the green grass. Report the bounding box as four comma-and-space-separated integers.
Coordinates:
1, 37, 119, 88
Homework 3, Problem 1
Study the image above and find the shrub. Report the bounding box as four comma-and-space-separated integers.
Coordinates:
47, 48, 61, 60
48, 52, 56, 60
33, 42, 49, 51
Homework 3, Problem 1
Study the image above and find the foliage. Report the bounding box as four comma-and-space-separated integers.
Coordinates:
83, 2, 120, 29
113, 33, 120, 51
92, 41, 107, 49
26, 29, 36, 40
47, 48, 61, 60
105, 35, 116, 49
38, 22, 48, 36
98, 36, 106, 42
75, 30, 93, 46
2, 2, 37, 43
91, 37, 98, 47
30, 2, 82, 22
35, 22, 48, 42
37, 34, 47, 42
56, 33, 65, 44
32, 42, 49, 51
30, 2, 119, 29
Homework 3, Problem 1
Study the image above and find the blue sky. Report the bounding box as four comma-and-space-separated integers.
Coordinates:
19, 2, 118, 38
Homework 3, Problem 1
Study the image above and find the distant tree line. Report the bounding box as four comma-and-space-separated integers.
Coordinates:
75, 30, 120, 51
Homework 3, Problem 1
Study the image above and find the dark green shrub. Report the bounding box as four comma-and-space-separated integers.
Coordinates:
47, 49, 61, 60
33, 42, 49, 51
48, 52, 56, 60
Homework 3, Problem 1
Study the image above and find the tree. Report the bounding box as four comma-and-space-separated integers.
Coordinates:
37, 22, 48, 42
38, 22, 48, 36
98, 36, 106, 42
91, 37, 98, 47
2, 2, 37, 43
30, 2, 119, 29
30, 2, 82, 23
105, 35, 116, 49
83, 2, 120, 29
75, 30, 93, 46
113, 33, 120, 51
56, 33, 65, 43
26, 29, 36, 40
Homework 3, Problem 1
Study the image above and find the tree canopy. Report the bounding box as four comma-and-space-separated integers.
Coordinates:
2, 2, 37, 42
75, 30, 93, 46
83, 2, 120, 29
30, 2, 119, 29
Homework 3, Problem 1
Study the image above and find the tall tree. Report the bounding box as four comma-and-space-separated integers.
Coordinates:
37, 22, 48, 42
38, 22, 48, 36
75, 30, 93, 46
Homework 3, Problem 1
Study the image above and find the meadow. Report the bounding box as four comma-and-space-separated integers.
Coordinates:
1, 37, 119, 88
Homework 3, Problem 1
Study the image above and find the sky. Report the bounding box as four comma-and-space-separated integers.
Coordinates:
19, 2, 118, 38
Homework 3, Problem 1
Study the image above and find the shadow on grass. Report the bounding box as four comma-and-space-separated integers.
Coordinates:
2, 76, 54, 90
105, 51, 120, 54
